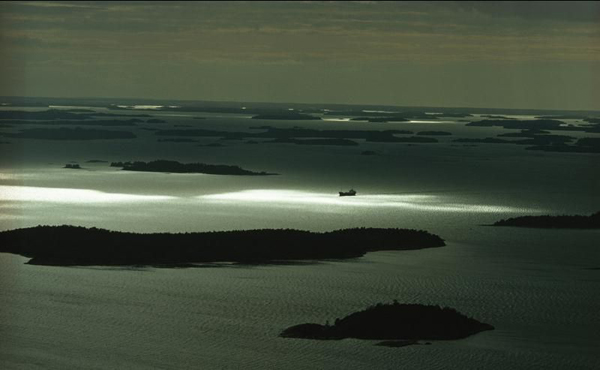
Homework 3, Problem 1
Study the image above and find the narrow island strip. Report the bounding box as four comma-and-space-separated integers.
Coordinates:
280, 301, 494, 347
0, 226, 445, 267
110, 160, 277, 176
492, 211, 600, 229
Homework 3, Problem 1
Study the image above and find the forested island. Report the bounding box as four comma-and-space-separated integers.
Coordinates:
110, 160, 275, 176
0, 109, 149, 120
492, 211, 600, 229
154, 126, 415, 143
251, 113, 321, 120
266, 138, 359, 146
0, 226, 445, 267
63, 164, 82, 169
280, 302, 493, 345
0, 119, 142, 126
1, 127, 136, 140
417, 131, 452, 136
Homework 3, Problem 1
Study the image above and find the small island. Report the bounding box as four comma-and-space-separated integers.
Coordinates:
280, 302, 493, 344
63, 163, 82, 169
417, 131, 452, 136
251, 113, 321, 120
266, 138, 359, 146
0, 226, 445, 267
157, 138, 198, 143
1, 127, 136, 140
110, 160, 275, 176
492, 211, 600, 229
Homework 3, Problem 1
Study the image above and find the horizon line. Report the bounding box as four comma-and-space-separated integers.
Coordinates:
1, 95, 600, 114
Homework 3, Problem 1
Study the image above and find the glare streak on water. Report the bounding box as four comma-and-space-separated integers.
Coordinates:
198, 190, 541, 213
0, 185, 176, 204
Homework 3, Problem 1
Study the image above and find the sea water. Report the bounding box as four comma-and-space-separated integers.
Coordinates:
0, 109, 598, 369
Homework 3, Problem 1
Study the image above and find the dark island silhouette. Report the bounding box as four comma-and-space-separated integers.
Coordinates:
0, 119, 142, 126
417, 131, 452, 136
466, 119, 600, 134
266, 138, 359, 146
492, 211, 600, 229
280, 301, 493, 344
453, 134, 577, 147
110, 160, 275, 176
350, 116, 410, 123
480, 115, 512, 119
0, 226, 445, 267
251, 113, 321, 120
63, 163, 82, 169
157, 138, 198, 143
0, 109, 149, 120
497, 129, 551, 137
155, 126, 416, 143
525, 137, 600, 153
1, 127, 136, 140
453, 138, 513, 144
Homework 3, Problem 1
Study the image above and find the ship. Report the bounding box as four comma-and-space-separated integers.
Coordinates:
339, 189, 357, 197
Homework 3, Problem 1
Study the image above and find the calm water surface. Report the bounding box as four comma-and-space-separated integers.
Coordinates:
0, 109, 598, 369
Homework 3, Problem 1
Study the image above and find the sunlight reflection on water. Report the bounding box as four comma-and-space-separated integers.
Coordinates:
199, 190, 538, 213
0, 185, 541, 214
0, 185, 175, 204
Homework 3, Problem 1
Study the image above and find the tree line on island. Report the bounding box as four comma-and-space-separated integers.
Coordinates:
280, 301, 494, 347
492, 211, 600, 229
109, 160, 276, 176
0, 226, 445, 267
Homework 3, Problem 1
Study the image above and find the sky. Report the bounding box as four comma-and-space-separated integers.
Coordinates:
1, 1, 599, 110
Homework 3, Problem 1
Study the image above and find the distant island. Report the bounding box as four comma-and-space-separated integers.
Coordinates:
266, 138, 359, 146
0, 119, 142, 126
157, 138, 198, 143
155, 126, 416, 143
280, 302, 493, 345
251, 113, 321, 120
1, 127, 136, 140
492, 211, 600, 229
350, 116, 410, 123
466, 118, 600, 134
63, 163, 82, 169
0, 226, 445, 266
0, 109, 149, 120
417, 131, 452, 136
110, 160, 276, 176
